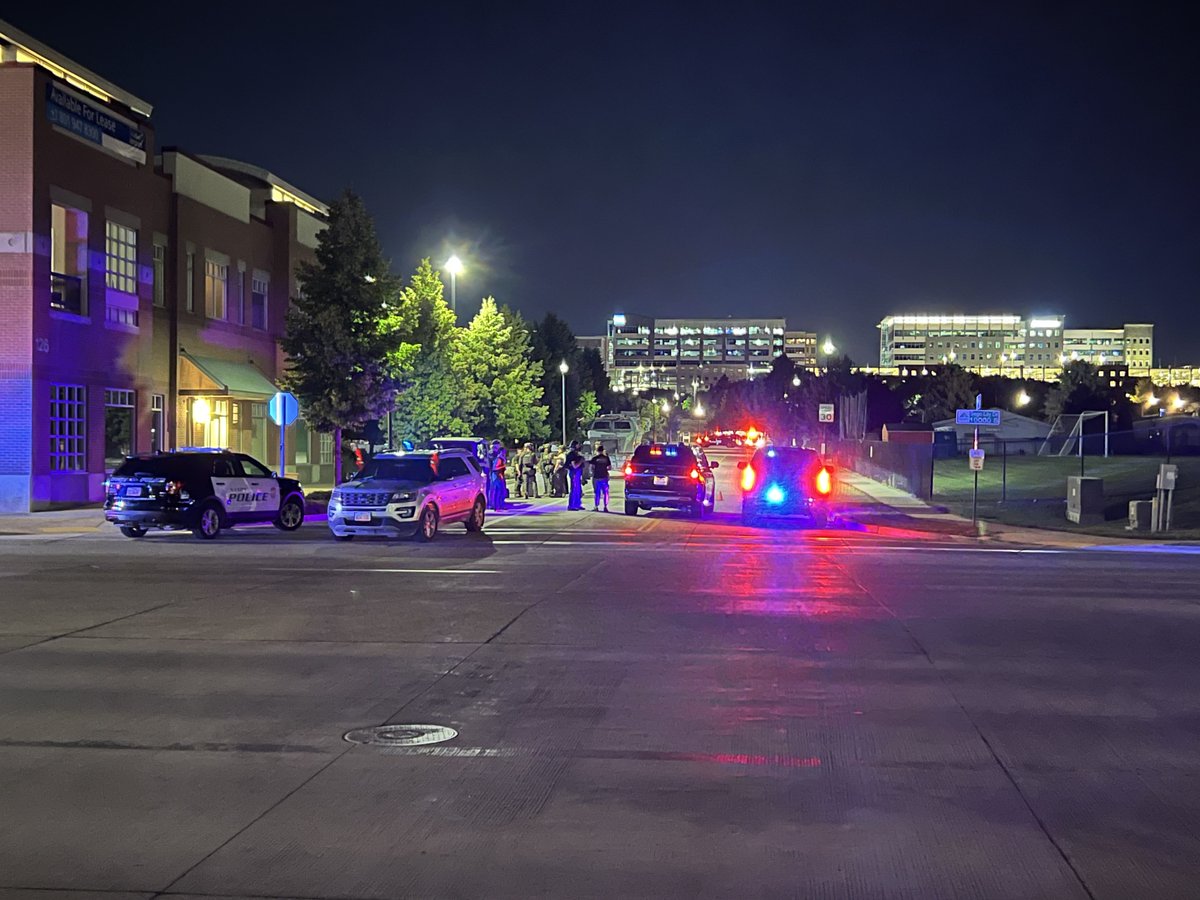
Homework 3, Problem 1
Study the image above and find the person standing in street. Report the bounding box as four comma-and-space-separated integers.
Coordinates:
518, 442, 539, 498
487, 440, 507, 510
590, 443, 612, 512
566, 440, 585, 510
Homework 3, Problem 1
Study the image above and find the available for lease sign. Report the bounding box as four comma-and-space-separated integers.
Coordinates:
45, 82, 147, 165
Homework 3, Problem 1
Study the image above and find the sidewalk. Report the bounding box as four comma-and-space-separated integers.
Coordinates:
838, 470, 1145, 548
0, 507, 107, 536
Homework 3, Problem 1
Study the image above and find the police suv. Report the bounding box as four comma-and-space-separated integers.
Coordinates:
327, 449, 487, 541
103, 449, 306, 539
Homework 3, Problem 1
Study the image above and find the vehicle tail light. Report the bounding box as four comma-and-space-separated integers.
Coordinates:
815, 467, 833, 496
689, 468, 701, 481
623, 464, 633, 477
740, 464, 757, 492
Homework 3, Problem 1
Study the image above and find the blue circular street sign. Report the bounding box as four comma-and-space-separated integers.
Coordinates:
269, 391, 300, 427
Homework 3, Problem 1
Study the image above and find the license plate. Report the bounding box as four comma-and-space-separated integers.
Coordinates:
653, 476, 669, 486
353, 512, 372, 523
124, 486, 143, 497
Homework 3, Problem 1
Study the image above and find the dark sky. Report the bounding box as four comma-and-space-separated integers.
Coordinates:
12, 2, 1199, 363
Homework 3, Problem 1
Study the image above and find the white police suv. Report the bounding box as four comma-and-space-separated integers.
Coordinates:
327, 449, 488, 541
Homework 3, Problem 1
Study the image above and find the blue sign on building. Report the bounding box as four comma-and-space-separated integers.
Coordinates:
45, 83, 146, 165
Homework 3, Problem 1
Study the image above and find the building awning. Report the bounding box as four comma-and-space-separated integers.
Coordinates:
179, 353, 278, 399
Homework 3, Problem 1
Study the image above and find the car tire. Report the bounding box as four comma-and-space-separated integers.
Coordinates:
119, 525, 147, 538
416, 505, 439, 542
465, 497, 486, 532
624, 500, 639, 516
274, 496, 305, 531
332, 533, 354, 542
192, 503, 223, 540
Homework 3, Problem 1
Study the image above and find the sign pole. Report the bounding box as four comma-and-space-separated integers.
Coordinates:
972, 394, 980, 526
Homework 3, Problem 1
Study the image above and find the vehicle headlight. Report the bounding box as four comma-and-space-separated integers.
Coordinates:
391, 491, 416, 503
329, 490, 342, 505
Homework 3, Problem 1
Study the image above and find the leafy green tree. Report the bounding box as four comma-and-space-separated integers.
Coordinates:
1044, 360, 1112, 421
282, 190, 418, 483
452, 298, 548, 441
576, 390, 601, 431
388, 259, 468, 442
910, 364, 978, 423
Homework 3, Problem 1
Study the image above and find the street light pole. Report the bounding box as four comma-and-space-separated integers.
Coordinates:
559, 361, 569, 446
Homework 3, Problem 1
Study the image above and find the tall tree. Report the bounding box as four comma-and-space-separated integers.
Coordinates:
1044, 361, 1112, 421
531, 312, 580, 434
910, 364, 978, 423
452, 298, 548, 441
282, 190, 418, 483
389, 259, 469, 442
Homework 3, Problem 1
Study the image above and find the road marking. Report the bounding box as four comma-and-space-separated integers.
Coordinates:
259, 567, 500, 574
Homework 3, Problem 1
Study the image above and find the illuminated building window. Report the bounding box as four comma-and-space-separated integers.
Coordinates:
50, 203, 88, 315
105, 220, 137, 295
49, 384, 86, 472
253, 277, 272, 333
319, 432, 333, 465
205, 259, 228, 320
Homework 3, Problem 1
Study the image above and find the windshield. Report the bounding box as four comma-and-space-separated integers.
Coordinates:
353, 458, 434, 483
632, 444, 696, 465
753, 447, 820, 469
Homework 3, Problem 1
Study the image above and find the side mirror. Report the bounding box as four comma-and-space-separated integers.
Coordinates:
709, 460, 719, 469
271, 471, 279, 479
736, 461, 746, 470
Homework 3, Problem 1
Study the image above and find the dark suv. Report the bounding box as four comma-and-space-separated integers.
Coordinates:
622, 442, 718, 517
103, 450, 306, 539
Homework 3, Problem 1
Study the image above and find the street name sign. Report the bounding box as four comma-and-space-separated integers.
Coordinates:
956, 409, 1001, 427
818, 403, 835, 423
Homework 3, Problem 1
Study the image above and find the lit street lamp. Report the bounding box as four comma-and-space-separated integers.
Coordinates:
1016, 390, 1031, 407
444, 255, 464, 316
559, 361, 569, 446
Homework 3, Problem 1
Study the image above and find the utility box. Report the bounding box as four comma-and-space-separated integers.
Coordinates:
1066, 476, 1104, 525
1128, 500, 1152, 531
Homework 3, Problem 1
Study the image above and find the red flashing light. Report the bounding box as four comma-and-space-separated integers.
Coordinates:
689, 468, 701, 481
815, 467, 833, 496
740, 464, 757, 492
623, 464, 633, 477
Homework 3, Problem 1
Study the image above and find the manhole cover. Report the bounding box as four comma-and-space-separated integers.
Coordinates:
343, 724, 458, 747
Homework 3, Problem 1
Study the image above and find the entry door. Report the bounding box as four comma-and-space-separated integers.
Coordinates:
211, 457, 250, 520
237, 454, 280, 517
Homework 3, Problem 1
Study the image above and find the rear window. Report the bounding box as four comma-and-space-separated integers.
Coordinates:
632, 444, 696, 465
614, 421, 633, 431
112, 456, 199, 479
753, 447, 820, 469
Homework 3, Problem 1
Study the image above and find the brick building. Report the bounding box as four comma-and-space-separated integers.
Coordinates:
0, 19, 329, 510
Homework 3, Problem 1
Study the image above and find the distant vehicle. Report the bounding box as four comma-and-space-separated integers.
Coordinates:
621, 442, 718, 517
737, 446, 834, 527
103, 450, 305, 540
423, 436, 489, 462
587, 413, 647, 466
327, 449, 487, 542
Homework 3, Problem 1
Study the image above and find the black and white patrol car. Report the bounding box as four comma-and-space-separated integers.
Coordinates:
103, 449, 306, 539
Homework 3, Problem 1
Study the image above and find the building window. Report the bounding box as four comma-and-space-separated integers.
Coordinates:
251, 275, 269, 330
104, 388, 135, 472
151, 393, 165, 453
105, 296, 139, 328
152, 244, 166, 307
49, 384, 86, 472
105, 221, 137, 295
50, 203, 88, 315
186, 252, 195, 312
319, 432, 333, 465
205, 259, 228, 320
295, 419, 309, 464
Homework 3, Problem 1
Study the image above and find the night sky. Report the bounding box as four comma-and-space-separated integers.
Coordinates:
11, 2, 1198, 363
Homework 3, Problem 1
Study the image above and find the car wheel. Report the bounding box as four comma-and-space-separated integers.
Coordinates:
331, 533, 354, 542
119, 525, 147, 538
465, 497, 486, 532
192, 503, 223, 540
274, 497, 305, 531
624, 500, 639, 516
416, 505, 439, 542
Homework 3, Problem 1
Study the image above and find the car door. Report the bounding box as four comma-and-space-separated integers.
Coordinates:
210, 456, 250, 521
694, 448, 717, 505
237, 454, 280, 520
438, 456, 471, 518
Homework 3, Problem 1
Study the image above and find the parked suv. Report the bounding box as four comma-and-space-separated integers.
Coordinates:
622, 442, 718, 517
103, 450, 306, 539
327, 449, 488, 541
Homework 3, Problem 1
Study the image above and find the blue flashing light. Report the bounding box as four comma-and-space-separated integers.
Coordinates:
665, 446, 678, 456
766, 449, 777, 458
765, 484, 786, 504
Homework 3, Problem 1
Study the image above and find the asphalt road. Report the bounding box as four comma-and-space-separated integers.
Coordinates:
1, 452, 1199, 898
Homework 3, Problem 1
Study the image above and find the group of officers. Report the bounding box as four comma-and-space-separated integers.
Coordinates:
485, 440, 613, 512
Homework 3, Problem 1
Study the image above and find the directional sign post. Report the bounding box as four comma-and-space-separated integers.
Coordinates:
955, 398, 999, 527
818, 403, 835, 424
269, 391, 299, 476
954, 409, 1002, 427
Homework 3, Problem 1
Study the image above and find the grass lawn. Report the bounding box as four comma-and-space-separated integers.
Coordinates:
932, 454, 1200, 537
